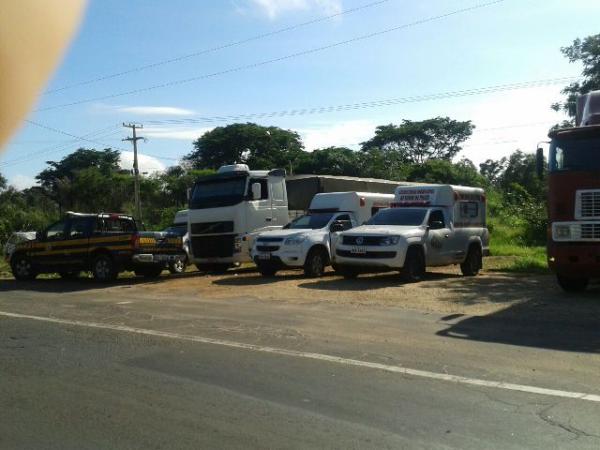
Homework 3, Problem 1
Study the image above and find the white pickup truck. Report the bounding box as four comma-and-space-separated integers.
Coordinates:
333, 185, 489, 281
251, 192, 394, 277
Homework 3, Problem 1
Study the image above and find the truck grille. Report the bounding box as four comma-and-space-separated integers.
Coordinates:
191, 235, 234, 257
577, 190, 600, 219
342, 236, 383, 246
581, 223, 600, 240
257, 245, 280, 252
191, 221, 234, 235
336, 249, 396, 259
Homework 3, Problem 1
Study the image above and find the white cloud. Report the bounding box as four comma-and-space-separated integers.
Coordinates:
115, 106, 196, 116
142, 126, 213, 141
9, 174, 36, 190
119, 151, 166, 174
299, 119, 375, 151
246, 0, 342, 19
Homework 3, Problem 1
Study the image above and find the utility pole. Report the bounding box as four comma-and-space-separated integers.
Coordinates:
123, 123, 144, 225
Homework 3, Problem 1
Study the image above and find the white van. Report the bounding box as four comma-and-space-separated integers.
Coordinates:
333, 185, 489, 281
251, 192, 394, 277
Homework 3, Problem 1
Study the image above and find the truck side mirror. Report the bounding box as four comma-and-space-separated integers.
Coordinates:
251, 182, 262, 200
536, 147, 544, 179
186, 187, 192, 201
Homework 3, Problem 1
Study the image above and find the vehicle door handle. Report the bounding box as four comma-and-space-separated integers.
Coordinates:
266, 218, 272, 222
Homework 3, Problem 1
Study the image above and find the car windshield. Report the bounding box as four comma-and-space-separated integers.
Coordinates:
288, 213, 335, 229
366, 208, 427, 226
189, 176, 247, 209
549, 137, 600, 172
163, 224, 187, 236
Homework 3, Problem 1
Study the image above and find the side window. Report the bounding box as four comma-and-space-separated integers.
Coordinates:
249, 178, 269, 200
428, 210, 446, 229
45, 220, 68, 241
332, 214, 353, 231
69, 219, 91, 238
460, 202, 479, 218
271, 181, 284, 202
95, 218, 136, 234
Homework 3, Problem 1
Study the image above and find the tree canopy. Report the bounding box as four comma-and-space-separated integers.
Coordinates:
552, 33, 600, 118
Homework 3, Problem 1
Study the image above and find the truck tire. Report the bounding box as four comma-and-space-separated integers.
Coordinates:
10, 254, 37, 281
168, 258, 187, 274
304, 247, 328, 278
460, 245, 482, 276
135, 265, 164, 278
556, 274, 589, 293
401, 247, 425, 283
92, 254, 118, 282
257, 263, 277, 277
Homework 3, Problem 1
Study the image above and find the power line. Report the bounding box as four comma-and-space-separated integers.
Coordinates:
43, 0, 392, 95
35, 0, 506, 112
142, 76, 578, 126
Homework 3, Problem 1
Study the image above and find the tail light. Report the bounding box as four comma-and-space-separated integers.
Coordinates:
131, 234, 140, 249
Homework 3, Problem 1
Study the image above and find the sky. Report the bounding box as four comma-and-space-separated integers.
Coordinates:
1, 0, 600, 189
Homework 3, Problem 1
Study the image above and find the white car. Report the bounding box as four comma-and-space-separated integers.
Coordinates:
3, 231, 37, 260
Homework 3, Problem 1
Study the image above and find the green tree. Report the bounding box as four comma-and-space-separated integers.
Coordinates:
360, 117, 475, 165
295, 147, 360, 176
479, 157, 507, 186
0, 173, 6, 190
185, 123, 305, 170
552, 34, 600, 118
407, 158, 486, 187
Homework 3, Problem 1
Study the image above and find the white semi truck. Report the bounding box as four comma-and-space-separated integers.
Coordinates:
250, 192, 394, 277
187, 165, 408, 272
333, 184, 489, 281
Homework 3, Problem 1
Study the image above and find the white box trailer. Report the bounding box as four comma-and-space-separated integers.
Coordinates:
333, 184, 489, 281
251, 192, 394, 277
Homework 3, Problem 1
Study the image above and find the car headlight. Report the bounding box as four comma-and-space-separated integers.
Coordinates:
554, 225, 571, 240
379, 236, 401, 246
284, 234, 307, 246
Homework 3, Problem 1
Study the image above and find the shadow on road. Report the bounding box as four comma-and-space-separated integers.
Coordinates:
0, 271, 202, 293
297, 271, 461, 291
436, 276, 600, 353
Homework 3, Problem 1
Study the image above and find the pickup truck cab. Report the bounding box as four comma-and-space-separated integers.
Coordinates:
8, 212, 186, 282
333, 185, 489, 281
251, 192, 394, 277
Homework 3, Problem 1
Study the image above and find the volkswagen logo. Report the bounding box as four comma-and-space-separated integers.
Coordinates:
355, 237, 363, 245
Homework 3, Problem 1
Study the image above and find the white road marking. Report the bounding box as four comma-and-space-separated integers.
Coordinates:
2, 310, 599, 403
116, 301, 133, 305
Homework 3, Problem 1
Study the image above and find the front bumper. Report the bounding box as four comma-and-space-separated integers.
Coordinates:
547, 242, 600, 278
251, 246, 306, 268
133, 253, 186, 264
333, 244, 405, 269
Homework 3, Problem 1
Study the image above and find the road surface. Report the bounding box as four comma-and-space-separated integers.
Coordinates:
1, 272, 599, 449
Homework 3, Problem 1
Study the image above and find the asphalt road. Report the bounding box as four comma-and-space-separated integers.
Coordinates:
1, 275, 600, 449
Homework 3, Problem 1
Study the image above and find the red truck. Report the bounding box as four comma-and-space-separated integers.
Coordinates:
537, 90, 600, 292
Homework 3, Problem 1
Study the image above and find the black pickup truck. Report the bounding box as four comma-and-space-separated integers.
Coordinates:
8, 212, 186, 282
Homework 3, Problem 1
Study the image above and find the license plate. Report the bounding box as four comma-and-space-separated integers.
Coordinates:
258, 253, 271, 260
351, 246, 367, 254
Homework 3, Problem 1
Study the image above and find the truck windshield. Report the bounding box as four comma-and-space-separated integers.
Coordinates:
189, 176, 247, 209
367, 208, 426, 226
549, 138, 600, 172
288, 213, 335, 229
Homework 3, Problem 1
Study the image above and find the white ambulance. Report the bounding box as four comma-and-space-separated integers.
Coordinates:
251, 192, 394, 277
333, 185, 489, 281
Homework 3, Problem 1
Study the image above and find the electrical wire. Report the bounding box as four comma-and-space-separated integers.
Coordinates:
35, 0, 506, 112
43, 0, 392, 95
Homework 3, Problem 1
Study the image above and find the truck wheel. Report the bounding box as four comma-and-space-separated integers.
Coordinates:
59, 271, 80, 280
460, 245, 482, 276
556, 274, 589, 293
92, 254, 118, 282
135, 265, 164, 278
257, 263, 277, 277
304, 247, 328, 278
168, 258, 187, 274
402, 247, 425, 283
10, 254, 37, 281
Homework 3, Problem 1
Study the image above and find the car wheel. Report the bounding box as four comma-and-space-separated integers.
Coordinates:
11, 254, 37, 281
92, 254, 117, 282
460, 245, 482, 276
402, 247, 425, 283
556, 274, 589, 293
304, 247, 328, 278
168, 258, 186, 274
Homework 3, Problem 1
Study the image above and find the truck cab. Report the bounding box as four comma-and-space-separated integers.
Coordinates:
187, 165, 288, 272
333, 185, 489, 281
251, 192, 394, 277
